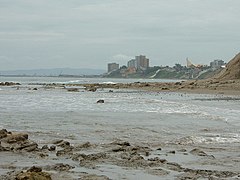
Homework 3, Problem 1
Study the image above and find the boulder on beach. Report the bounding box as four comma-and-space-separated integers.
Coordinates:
97, 99, 104, 103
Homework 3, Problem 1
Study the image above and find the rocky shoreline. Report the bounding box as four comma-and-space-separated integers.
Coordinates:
37, 78, 240, 96
2, 78, 239, 95
1, 129, 240, 179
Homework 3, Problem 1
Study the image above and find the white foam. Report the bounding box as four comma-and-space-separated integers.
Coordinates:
103, 82, 116, 85
201, 136, 240, 144
178, 134, 240, 145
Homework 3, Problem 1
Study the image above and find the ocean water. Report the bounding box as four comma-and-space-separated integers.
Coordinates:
0, 77, 240, 179
1, 77, 240, 145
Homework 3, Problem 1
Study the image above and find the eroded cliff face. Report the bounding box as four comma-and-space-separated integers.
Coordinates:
215, 53, 240, 80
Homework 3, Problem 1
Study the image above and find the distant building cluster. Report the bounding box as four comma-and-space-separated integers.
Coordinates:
128, 55, 149, 70
210, 59, 225, 69
107, 63, 119, 73
186, 58, 226, 69
107, 55, 149, 73
106, 55, 226, 79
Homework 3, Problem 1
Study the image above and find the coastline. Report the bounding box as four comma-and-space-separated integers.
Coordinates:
1, 78, 240, 96
79, 79, 240, 96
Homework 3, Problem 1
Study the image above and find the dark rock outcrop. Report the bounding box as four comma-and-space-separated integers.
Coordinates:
0, 129, 38, 152
189, 148, 208, 156
67, 88, 79, 92
16, 166, 52, 180
43, 163, 74, 172
85, 86, 97, 92
0, 82, 21, 86
97, 99, 104, 103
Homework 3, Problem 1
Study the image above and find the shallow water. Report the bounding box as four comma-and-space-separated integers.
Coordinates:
0, 77, 240, 179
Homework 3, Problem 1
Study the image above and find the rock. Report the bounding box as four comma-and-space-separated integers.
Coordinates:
111, 140, 131, 146
27, 166, 42, 173
49, 145, 56, 151
56, 140, 70, 148
129, 154, 144, 162
80, 174, 110, 180
0, 129, 8, 139
86, 86, 97, 92
145, 151, 150, 156
38, 153, 49, 158
42, 145, 48, 150
51, 139, 64, 144
16, 166, 52, 180
148, 157, 167, 163
3, 132, 28, 143
0, 144, 6, 151
0, 131, 38, 152
17, 141, 38, 152
0, 82, 21, 86
178, 149, 187, 152
72, 152, 107, 162
166, 162, 184, 172
74, 142, 92, 150
175, 82, 182, 85
177, 172, 201, 179
67, 88, 79, 92
97, 99, 104, 103
190, 148, 208, 156
112, 146, 126, 152
168, 150, 176, 154
33, 88, 38, 90
161, 87, 169, 90
183, 168, 238, 178
56, 147, 73, 156
44, 163, 74, 172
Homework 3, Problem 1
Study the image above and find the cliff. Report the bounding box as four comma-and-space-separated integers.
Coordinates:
214, 53, 240, 80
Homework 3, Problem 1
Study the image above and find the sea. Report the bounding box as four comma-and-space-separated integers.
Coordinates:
0, 76, 240, 179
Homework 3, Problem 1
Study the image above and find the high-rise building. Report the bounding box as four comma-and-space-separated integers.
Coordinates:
127, 55, 149, 70
107, 63, 119, 72
135, 55, 149, 70
127, 59, 137, 68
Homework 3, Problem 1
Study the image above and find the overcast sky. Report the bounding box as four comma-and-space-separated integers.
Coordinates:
0, 0, 240, 70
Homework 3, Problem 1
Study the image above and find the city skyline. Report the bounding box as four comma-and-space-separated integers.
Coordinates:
0, 0, 240, 71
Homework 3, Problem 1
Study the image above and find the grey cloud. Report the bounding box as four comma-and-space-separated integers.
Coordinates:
0, 32, 65, 41
0, 0, 239, 70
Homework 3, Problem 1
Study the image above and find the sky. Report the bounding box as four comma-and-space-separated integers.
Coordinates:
0, 0, 240, 71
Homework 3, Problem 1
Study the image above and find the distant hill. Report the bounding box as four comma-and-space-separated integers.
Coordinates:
0, 68, 106, 76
